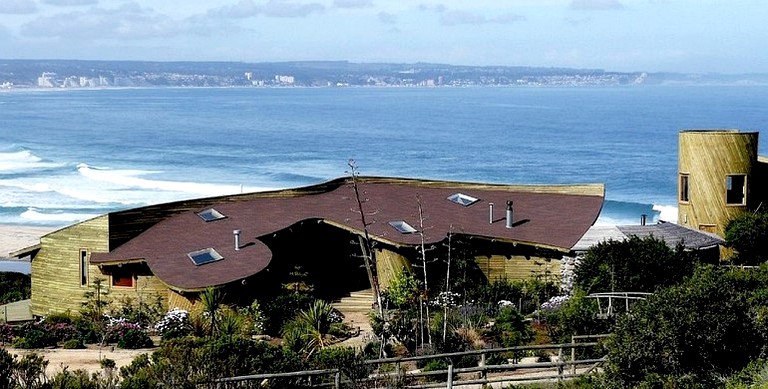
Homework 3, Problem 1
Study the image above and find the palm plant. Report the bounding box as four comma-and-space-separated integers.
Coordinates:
282, 300, 336, 357
200, 286, 225, 337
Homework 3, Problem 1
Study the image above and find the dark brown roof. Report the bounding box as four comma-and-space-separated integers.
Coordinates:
92, 177, 604, 291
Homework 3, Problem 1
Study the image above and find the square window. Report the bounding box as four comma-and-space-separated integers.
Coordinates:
112, 268, 134, 287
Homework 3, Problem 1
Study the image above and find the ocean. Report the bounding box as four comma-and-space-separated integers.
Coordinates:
1, 85, 767, 228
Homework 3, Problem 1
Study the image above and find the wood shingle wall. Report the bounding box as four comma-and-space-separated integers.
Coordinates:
31, 216, 110, 316
474, 254, 561, 283
678, 130, 758, 237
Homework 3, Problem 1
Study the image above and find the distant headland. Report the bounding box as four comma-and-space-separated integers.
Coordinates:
2, 59, 767, 90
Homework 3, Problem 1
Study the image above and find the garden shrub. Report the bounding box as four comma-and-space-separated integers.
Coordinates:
119, 353, 157, 389
62, 338, 86, 349
117, 329, 152, 349
0, 323, 13, 345
488, 306, 533, 348
725, 210, 768, 265
542, 291, 612, 345
603, 266, 768, 387
575, 235, 695, 294
311, 346, 372, 386
260, 292, 314, 335
49, 368, 102, 389
155, 308, 192, 341
0, 348, 13, 389
13, 322, 54, 349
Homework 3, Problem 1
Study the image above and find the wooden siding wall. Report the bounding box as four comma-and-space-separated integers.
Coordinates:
474, 255, 561, 282
678, 131, 758, 237
107, 275, 169, 313
168, 290, 197, 312
31, 216, 110, 316
31, 215, 173, 316
375, 247, 411, 290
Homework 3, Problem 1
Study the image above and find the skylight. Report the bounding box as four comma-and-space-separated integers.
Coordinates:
197, 208, 226, 222
447, 193, 479, 207
188, 248, 223, 266
389, 220, 418, 234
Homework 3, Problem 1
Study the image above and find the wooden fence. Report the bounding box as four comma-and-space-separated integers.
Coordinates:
212, 336, 610, 388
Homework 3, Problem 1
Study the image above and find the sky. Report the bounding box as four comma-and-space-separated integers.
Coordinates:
0, 0, 766, 74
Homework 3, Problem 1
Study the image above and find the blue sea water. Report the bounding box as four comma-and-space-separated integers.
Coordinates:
1, 85, 767, 228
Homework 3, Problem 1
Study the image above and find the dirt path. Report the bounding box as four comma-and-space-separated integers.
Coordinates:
2, 345, 153, 376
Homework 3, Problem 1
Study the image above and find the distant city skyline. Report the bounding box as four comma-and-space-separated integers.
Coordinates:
0, 0, 765, 74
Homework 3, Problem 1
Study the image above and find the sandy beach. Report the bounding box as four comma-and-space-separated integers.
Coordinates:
0, 225, 55, 258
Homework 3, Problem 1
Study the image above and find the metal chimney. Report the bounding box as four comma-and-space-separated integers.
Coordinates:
489, 202, 494, 224
505, 200, 514, 229
233, 229, 241, 251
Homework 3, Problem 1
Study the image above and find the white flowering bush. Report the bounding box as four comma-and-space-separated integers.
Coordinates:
498, 300, 515, 309
432, 291, 461, 307
155, 308, 192, 340
540, 295, 570, 311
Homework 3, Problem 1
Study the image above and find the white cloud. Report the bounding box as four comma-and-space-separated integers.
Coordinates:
0, 0, 37, 14
210, 0, 325, 19
20, 3, 181, 40
440, 10, 525, 26
569, 0, 625, 11
377, 11, 396, 24
333, 0, 373, 9
42, 0, 98, 6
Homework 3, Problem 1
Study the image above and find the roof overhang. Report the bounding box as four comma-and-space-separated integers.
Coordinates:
9, 244, 41, 260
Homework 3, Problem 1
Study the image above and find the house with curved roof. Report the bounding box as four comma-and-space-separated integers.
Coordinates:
13, 176, 604, 316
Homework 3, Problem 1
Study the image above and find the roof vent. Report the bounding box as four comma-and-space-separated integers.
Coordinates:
489, 202, 494, 224
197, 208, 226, 222
506, 200, 514, 229
233, 229, 241, 251
447, 193, 479, 207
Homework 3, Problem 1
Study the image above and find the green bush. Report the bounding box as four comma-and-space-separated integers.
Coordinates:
0, 348, 13, 389
116, 328, 153, 349
542, 291, 612, 345
488, 306, 533, 348
49, 368, 102, 389
311, 346, 372, 386
13, 323, 54, 349
603, 266, 768, 387
575, 235, 696, 294
62, 338, 85, 349
725, 210, 768, 265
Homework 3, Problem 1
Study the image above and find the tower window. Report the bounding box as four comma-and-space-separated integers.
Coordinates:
679, 174, 690, 202
726, 175, 747, 205
80, 250, 88, 286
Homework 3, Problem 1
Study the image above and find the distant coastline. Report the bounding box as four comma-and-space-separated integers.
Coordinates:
4, 59, 766, 90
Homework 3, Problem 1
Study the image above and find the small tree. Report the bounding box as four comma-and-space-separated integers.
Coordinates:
725, 210, 768, 265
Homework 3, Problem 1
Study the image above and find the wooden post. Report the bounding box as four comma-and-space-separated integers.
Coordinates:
447, 364, 453, 389
571, 335, 576, 375
557, 346, 564, 381
479, 352, 486, 380
334, 370, 341, 389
